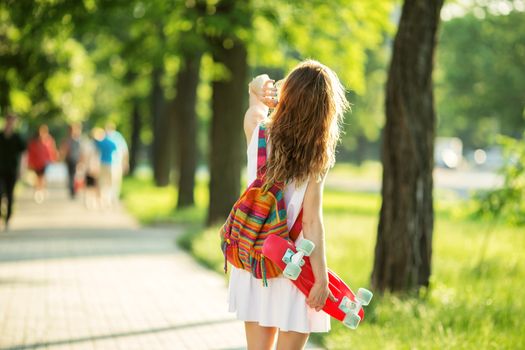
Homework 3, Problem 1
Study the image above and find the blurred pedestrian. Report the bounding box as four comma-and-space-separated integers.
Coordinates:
0, 114, 26, 231
79, 128, 101, 209
93, 127, 118, 207
60, 123, 82, 199
105, 122, 129, 199
27, 124, 57, 203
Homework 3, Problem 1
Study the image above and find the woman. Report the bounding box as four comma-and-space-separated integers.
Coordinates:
229, 60, 349, 349
27, 124, 57, 203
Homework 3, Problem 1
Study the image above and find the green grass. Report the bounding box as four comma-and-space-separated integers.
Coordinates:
318, 195, 525, 349
328, 161, 382, 182
121, 167, 525, 349
121, 175, 208, 225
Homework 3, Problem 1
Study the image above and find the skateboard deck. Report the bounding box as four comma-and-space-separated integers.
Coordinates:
262, 234, 365, 326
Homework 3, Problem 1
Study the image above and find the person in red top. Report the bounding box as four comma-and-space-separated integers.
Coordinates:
27, 124, 57, 203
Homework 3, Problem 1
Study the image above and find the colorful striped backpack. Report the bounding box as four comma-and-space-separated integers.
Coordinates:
220, 124, 303, 286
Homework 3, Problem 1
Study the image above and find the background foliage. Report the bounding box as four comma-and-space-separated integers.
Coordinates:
2, 1, 523, 156
2, 1, 524, 347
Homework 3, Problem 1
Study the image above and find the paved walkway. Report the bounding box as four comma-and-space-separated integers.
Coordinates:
0, 185, 249, 350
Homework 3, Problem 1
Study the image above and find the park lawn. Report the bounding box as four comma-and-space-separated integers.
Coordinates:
121, 175, 208, 225
327, 160, 382, 182
121, 172, 525, 349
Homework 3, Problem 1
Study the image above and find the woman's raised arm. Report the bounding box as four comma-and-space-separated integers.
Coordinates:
243, 75, 278, 144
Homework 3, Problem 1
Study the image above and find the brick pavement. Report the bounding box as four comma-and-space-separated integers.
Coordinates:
0, 185, 324, 350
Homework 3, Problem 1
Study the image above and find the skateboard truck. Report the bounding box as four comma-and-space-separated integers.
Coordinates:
282, 240, 315, 280
282, 248, 306, 266
338, 288, 373, 329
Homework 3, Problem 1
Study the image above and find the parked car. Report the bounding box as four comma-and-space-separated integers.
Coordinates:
435, 137, 463, 169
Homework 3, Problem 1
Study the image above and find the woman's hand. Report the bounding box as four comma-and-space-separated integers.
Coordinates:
249, 75, 279, 108
307, 280, 338, 312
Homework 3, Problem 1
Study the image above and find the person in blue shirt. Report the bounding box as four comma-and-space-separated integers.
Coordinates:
93, 123, 129, 207
105, 123, 129, 201
105, 122, 129, 175
93, 127, 118, 207
94, 128, 117, 165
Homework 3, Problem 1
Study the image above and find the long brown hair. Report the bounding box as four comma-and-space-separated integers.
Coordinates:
265, 60, 349, 186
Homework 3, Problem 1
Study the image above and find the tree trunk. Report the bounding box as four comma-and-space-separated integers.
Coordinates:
129, 100, 142, 175
169, 97, 179, 185
174, 52, 202, 209
371, 0, 444, 293
207, 41, 248, 225
354, 134, 367, 165
0, 80, 9, 113
151, 68, 171, 187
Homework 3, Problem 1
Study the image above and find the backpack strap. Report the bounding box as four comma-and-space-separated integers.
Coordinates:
258, 123, 303, 241
256, 124, 268, 178
289, 208, 303, 242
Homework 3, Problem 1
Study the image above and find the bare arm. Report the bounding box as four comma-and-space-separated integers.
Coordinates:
302, 175, 336, 310
243, 93, 269, 145
243, 76, 278, 145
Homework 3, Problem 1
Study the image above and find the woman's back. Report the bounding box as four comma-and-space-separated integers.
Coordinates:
246, 123, 307, 231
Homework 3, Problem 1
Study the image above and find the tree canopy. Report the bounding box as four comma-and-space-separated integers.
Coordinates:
436, 7, 525, 148
1, 0, 522, 159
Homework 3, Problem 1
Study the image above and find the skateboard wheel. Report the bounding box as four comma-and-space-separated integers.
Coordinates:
282, 248, 294, 264
356, 288, 373, 306
283, 263, 301, 280
343, 312, 361, 330
338, 296, 352, 313
296, 239, 315, 256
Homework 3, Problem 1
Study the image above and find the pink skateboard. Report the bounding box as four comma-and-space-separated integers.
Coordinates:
262, 234, 373, 329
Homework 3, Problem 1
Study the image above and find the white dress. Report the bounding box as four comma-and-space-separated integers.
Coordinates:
227, 123, 331, 333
